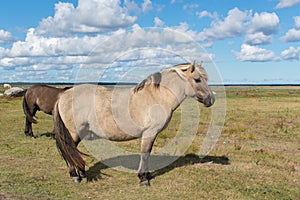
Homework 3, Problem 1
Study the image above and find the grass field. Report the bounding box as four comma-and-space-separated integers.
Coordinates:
0, 86, 299, 199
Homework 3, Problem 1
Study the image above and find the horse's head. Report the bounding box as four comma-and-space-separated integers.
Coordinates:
172, 62, 215, 107
185, 62, 215, 107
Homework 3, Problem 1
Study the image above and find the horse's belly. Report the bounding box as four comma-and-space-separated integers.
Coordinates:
83, 108, 144, 141
100, 130, 141, 141
88, 124, 142, 141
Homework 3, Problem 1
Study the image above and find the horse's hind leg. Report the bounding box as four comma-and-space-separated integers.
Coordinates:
78, 169, 86, 179
69, 165, 86, 183
50, 127, 56, 139
69, 166, 82, 183
24, 118, 34, 138
68, 139, 86, 183
74, 139, 86, 179
24, 107, 38, 138
24, 118, 30, 136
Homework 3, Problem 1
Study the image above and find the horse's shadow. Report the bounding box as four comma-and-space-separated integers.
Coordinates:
86, 154, 229, 182
39, 132, 56, 139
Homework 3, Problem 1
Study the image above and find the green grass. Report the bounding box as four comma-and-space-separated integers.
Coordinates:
0, 86, 300, 199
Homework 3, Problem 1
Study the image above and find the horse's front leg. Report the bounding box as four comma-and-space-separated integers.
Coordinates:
137, 135, 156, 186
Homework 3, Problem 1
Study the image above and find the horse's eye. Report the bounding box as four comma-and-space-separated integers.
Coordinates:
194, 78, 201, 83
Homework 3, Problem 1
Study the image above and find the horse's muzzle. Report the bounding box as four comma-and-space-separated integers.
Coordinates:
203, 93, 215, 107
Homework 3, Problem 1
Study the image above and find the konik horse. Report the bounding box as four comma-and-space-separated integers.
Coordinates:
23, 84, 71, 138
54, 62, 215, 185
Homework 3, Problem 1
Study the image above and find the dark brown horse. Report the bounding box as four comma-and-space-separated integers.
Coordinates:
23, 84, 71, 138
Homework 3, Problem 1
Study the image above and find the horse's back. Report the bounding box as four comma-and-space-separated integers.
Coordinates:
26, 85, 67, 114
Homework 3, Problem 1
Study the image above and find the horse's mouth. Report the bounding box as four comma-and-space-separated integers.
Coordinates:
204, 98, 215, 107
196, 95, 215, 107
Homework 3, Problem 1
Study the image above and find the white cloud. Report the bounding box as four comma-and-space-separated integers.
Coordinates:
0, 57, 31, 68
280, 46, 300, 60
250, 12, 280, 35
0, 47, 6, 56
154, 17, 164, 27
233, 44, 277, 62
281, 28, 300, 42
241, 12, 279, 49
168, 22, 198, 41
244, 32, 272, 45
275, 0, 300, 9
6, 28, 108, 58
183, 3, 199, 10
201, 42, 213, 48
197, 8, 279, 46
124, 0, 140, 13
142, 0, 152, 12
196, 10, 218, 19
42, 56, 89, 66
198, 7, 250, 41
280, 16, 300, 43
0, 29, 15, 44
1, 25, 213, 79
37, 0, 137, 36
294, 16, 300, 28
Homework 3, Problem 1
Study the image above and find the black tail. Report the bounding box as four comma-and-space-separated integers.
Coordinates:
54, 103, 86, 172
22, 91, 38, 124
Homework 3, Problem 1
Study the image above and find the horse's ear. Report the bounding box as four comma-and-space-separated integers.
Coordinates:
189, 61, 195, 73
198, 61, 203, 67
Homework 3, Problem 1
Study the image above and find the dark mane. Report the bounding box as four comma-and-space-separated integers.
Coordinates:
63, 86, 72, 90
134, 79, 147, 93
134, 72, 162, 93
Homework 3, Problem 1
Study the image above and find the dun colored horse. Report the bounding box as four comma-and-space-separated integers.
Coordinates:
54, 62, 215, 185
23, 84, 71, 138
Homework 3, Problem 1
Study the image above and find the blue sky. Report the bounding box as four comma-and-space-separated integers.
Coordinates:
0, 0, 300, 84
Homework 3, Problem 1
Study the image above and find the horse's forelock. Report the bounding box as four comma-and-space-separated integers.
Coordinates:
195, 65, 208, 80
166, 67, 187, 80
166, 63, 207, 80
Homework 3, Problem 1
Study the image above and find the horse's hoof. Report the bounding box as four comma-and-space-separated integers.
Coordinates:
25, 133, 35, 139
50, 133, 56, 139
140, 181, 151, 187
79, 171, 86, 178
72, 177, 82, 183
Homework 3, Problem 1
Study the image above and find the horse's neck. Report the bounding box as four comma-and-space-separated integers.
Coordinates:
157, 72, 187, 111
